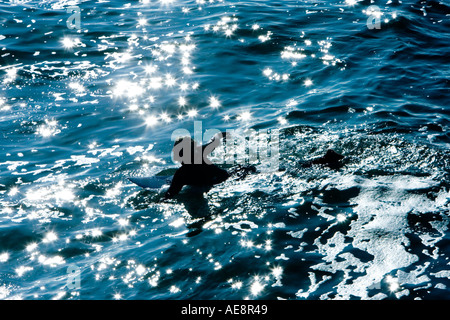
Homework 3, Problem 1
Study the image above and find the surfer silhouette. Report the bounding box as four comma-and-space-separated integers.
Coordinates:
164, 132, 345, 199
164, 132, 256, 199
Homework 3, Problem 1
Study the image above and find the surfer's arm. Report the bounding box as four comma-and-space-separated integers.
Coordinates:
164, 168, 185, 199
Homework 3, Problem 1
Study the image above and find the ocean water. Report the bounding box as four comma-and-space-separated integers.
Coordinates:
0, 0, 449, 300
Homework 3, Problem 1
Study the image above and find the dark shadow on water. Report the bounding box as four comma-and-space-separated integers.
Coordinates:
127, 186, 214, 237
126, 189, 163, 210
176, 188, 214, 237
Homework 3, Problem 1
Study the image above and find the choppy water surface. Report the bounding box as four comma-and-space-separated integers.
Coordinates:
0, 0, 449, 300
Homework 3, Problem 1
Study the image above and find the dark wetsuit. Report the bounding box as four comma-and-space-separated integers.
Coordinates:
165, 163, 230, 198
165, 135, 231, 199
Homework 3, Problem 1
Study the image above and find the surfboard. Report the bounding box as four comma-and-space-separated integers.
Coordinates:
128, 175, 173, 189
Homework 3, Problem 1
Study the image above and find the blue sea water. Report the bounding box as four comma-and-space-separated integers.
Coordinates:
0, 0, 449, 300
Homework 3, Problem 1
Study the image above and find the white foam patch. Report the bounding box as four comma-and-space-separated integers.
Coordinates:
0, 284, 18, 300
310, 174, 447, 299
224, 220, 258, 232
431, 270, 450, 279
287, 228, 307, 239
